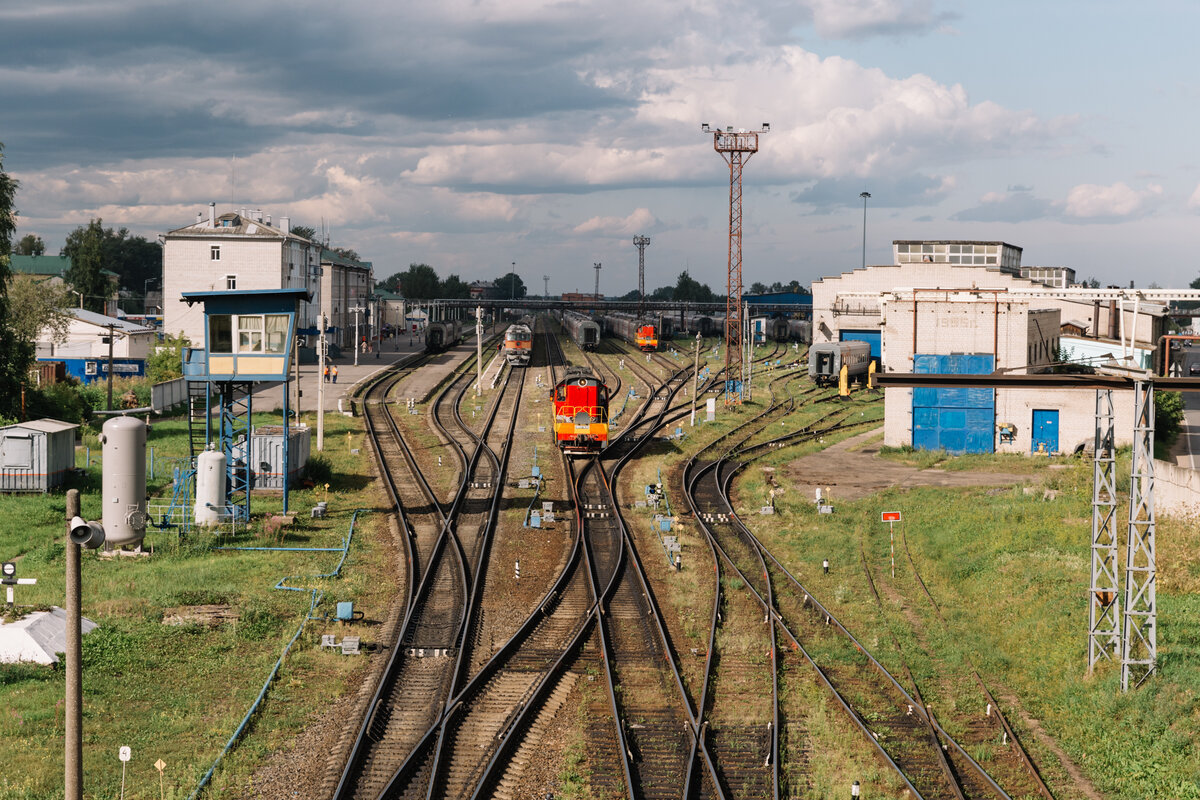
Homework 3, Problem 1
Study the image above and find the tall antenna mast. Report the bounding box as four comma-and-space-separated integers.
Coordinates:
703, 122, 769, 405
633, 235, 651, 319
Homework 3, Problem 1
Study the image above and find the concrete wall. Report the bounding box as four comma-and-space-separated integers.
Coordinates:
1154, 458, 1200, 518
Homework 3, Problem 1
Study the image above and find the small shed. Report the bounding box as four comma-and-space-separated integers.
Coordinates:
0, 418, 78, 492
251, 424, 311, 490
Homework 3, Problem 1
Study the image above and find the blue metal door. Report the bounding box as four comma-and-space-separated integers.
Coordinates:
912, 354, 995, 454
840, 329, 881, 359
1031, 409, 1059, 454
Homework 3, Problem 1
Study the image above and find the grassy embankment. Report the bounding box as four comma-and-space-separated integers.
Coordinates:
0, 411, 392, 800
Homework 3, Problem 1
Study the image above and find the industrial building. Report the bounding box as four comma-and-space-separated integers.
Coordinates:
35, 309, 157, 383
812, 239, 1158, 454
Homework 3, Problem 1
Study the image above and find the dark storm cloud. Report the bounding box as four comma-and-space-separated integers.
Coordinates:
0, 3, 631, 170
790, 173, 950, 211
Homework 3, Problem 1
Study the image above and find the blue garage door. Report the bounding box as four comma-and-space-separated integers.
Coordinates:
912, 354, 995, 454
840, 329, 881, 359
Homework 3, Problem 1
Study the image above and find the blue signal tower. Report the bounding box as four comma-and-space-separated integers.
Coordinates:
180, 289, 311, 522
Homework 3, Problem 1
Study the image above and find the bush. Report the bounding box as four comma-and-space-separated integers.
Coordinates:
26, 380, 90, 424
1156, 391, 1185, 445
304, 454, 334, 485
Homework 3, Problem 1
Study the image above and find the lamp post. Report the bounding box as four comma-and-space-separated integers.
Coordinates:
511, 262, 516, 302
143, 277, 158, 314
859, 191, 871, 269
350, 305, 365, 366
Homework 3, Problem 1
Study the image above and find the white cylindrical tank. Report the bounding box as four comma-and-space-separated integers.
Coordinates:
195, 447, 227, 526
99, 416, 148, 548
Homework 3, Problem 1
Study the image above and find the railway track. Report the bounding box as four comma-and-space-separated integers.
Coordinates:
687, 388, 1037, 798
334, 336, 523, 799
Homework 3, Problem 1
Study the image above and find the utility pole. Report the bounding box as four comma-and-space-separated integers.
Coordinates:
65, 489, 82, 800
593, 262, 602, 301
633, 235, 651, 319
317, 314, 327, 451
101, 323, 117, 411
350, 305, 365, 367
543, 275, 550, 299
702, 122, 769, 405
475, 306, 484, 397
511, 262, 516, 302
691, 332, 701, 426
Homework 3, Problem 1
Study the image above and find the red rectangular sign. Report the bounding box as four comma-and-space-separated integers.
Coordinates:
881, 511, 902, 522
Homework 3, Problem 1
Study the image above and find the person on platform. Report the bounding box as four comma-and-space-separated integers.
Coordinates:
332, 365, 339, 384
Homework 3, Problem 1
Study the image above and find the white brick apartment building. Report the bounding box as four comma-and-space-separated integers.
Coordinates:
320, 250, 374, 349
162, 205, 323, 346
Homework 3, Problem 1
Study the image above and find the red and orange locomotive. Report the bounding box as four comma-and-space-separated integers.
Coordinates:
552, 366, 609, 454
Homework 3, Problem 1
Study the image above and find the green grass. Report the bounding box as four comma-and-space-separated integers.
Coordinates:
738, 445, 1200, 799
0, 411, 393, 799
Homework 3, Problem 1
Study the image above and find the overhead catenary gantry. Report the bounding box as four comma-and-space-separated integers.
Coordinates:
703, 122, 769, 404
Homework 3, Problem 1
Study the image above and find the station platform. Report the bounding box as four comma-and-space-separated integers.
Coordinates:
245, 330, 493, 415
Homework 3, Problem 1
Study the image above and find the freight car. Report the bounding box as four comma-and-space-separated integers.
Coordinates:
808, 340, 872, 386
425, 319, 462, 353
504, 323, 533, 365
552, 365, 609, 454
559, 310, 602, 350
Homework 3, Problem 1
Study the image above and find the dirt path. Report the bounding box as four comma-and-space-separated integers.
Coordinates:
782, 427, 1036, 503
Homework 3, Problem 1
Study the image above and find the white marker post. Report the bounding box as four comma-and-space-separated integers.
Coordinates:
118, 746, 131, 800
1, 562, 36, 607
881, 511, 902, 578
155, 758, 166, 800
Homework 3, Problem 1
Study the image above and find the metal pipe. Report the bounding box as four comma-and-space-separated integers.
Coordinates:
65, 488, 82, 800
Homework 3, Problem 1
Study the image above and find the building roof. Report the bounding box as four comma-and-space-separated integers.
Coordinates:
893, 239, 1022, 252
0, 607, 97, 666
9, 254, 71, 276
69, 308, 156, 334
375, 289, 404, 301
1, 418, 79, 434
320, 249, 372, 270
165, 211, 305, 241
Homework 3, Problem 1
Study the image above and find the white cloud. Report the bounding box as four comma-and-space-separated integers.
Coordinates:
572, 207, 658, 236
806, 0, 942, 39
1064, 182, 1163, 219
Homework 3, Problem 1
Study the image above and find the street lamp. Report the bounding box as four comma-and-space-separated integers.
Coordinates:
511, 261, 516, 301
859, 192, 871, 269
144, 277, 158, 314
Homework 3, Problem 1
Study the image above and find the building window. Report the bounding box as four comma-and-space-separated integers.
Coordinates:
225, 275, 237, 290
210, 314, 233, 353
211, 246, 221, 261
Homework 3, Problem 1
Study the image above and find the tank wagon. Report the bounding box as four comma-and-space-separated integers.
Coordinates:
552, 366, 609, 454
788, 319, 812, 344
808, 340, 871, 386
559, 310, 601, 350
601, 313, 658, 352
685, 315, 714, 336
425, 319, 462, 353
504, 323, 533, 365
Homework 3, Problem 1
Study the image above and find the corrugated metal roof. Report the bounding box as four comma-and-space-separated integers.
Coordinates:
9, 254, 71, 276
69, 309, 155, 334
1, 418, 79, 434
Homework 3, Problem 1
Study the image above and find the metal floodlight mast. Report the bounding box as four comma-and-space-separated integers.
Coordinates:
1089, 389, 1120, 672
593, 262, 602, 300
703, 122, 769, 405
633, 235, 651, 319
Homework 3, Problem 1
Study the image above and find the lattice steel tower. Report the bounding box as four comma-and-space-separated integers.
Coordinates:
633, 235, 651, 319
1089, 390, 1121, 672
703, 122, 769, 405
1122, 381, 1157, 690
593, 262, 601, 300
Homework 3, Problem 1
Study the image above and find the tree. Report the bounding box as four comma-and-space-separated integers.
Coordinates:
290, 225, 318, 241
376, 273, 402, 294
439, 274, 471, 299
6, 274, 71, 346
0, 142, 33, 418
397, 263, 440, 299
332, 246, 360, 262
495, 271, 525, 300
748, 281, 768, 294
15, 234, 44, 255
650, 285, 674, 300
673, 270, 715, 303
61, 219, 111, 313
146, 332, 191, 383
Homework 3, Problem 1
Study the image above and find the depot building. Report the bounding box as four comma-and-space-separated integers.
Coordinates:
811, 240, 1164, 454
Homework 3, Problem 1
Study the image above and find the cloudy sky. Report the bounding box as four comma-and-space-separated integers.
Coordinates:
4, 1, 1199, 293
